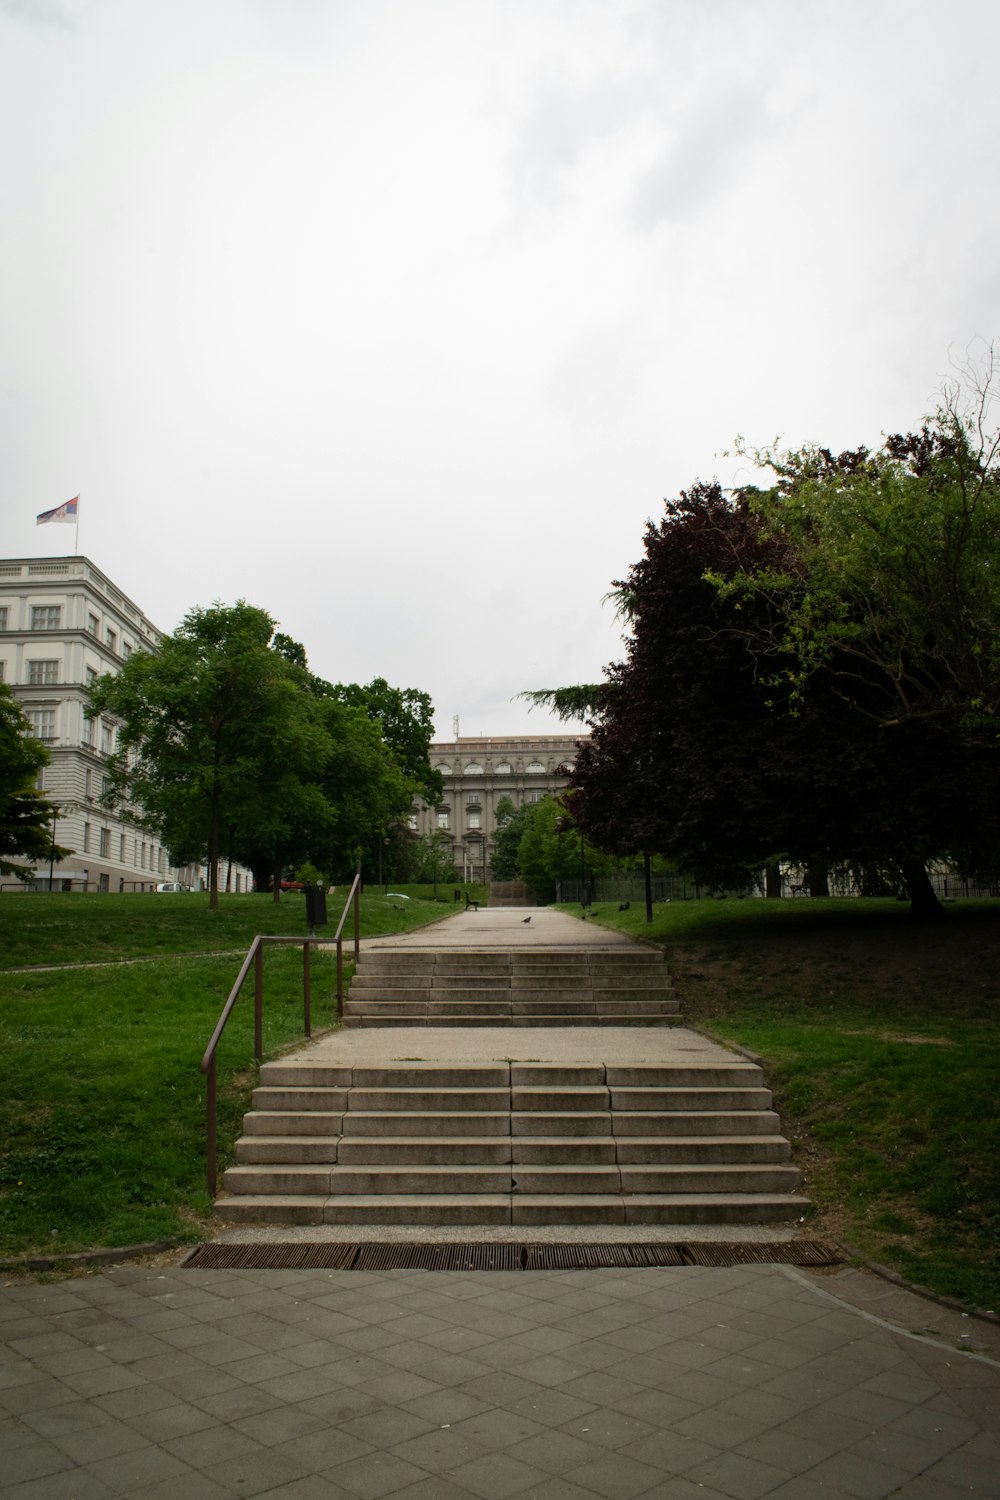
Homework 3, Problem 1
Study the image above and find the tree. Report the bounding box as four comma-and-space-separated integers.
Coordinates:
723, 380, 1000, 737
0, 683, 69, 881
330, 678, 442, 808
564, 473, 1000, 920
490, 795, 534, 881
89, 602, 326, 908
408, 830, 458, 889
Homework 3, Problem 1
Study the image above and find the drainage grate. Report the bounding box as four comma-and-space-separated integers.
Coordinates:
182, 1240, 841, 1272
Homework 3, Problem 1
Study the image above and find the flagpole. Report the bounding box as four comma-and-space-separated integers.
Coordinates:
75, 496, 80, 556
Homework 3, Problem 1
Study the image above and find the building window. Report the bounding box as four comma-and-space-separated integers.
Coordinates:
437, 810, 450, 829
526, 761, 545, 774
0, 607, 7, 630
527, 791, 545, 803
105, 628, 117, 653
99, 873, 109, 893
468, 811, 482, 829
28, 660, 59, 685
0, 661, 5, 680
88, 613, 99, 636
495, 762, 512, 775
407, 813, 418, 830
31, 605, 61, 630
86, 666, 97, 688
99, 828, 110, 858
122, 641, 132, 660
120, 833, 126, 860
100, 721, 114, 754
83, 822, 91, 853
26, 709, 56, 740
438, 764, 452, 776
467, 793, 481, 807
464, 763, 484, 775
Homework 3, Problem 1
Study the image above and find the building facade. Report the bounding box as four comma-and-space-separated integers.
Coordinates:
410, 734, 585, 883
0, 554, 243, 892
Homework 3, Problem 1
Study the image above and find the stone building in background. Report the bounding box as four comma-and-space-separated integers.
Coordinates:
409, 734, 585, 884
0, 554, 246, 892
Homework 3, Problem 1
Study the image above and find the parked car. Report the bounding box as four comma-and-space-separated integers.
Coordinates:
154, 881, 189, 893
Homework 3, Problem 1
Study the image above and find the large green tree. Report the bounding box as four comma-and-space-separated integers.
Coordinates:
723, 382, 1000, 736
565, 462, 1000, 918
0, 683, 69, 881
89, 602, 327, 908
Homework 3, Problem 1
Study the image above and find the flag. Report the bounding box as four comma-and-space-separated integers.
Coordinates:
36, 496, 79, 525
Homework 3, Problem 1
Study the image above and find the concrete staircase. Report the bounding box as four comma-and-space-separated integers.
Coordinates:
216, 1060, 808, 1227
343, 949, 681, 1027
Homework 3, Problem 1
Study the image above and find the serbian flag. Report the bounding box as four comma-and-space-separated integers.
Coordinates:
37, 496, 79, 525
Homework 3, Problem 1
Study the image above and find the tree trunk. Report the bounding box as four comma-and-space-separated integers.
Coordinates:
901, 859, 946, 922
764, 860, 782, 899
273, 861, 282, 904
208, 804, 220, 911
807, 860, 829, 898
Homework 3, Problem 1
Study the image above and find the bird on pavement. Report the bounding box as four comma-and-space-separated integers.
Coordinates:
522, 915, 531, 923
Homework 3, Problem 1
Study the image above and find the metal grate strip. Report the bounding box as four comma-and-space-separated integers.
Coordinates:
182, 1240, 841, 1272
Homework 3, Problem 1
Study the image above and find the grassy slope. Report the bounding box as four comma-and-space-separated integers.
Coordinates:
564, 898, 1000, 1311
0, 892, 454, 1260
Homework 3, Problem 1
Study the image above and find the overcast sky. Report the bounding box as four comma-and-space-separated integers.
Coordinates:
3, 0, 998, 739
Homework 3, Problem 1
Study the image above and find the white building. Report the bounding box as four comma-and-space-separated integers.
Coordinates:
0, 554, 246, 892
410, 734, 585, 884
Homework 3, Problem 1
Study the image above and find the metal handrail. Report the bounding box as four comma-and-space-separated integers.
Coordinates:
200, 874, 362, 1195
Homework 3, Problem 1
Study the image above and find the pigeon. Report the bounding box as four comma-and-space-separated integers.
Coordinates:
522, 915, 531, 923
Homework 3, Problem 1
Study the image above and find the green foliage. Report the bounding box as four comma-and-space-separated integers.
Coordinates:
404, 830, 458, 886
0, 683, 70, 880
494, 794, 610, 901
517, 686, 604, 723
490, 794, 533, 881
724, 373, 1000, 734
87, 605, 434, 905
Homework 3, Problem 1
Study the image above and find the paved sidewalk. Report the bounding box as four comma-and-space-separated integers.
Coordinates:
359, 907, 634, 949
2, 1259, 998, 1500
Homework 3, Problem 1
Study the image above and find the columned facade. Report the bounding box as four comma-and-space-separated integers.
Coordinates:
410, 734, 585, 884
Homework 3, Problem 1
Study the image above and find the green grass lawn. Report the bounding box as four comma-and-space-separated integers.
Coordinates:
0, 891, 455, 1261
564, 897, 1000, 1312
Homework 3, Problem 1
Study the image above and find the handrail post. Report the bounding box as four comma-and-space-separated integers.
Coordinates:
206, 1054, 217, 1198
336, 937, 344, 1017
303, 941, 312, 1037
254, 942, 264, 1061
353, 879, 360, 959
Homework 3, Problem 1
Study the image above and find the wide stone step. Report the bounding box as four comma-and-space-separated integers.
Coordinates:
214, 1192, 810, 1227
342, 1013, 682, 1028
346, 1088, 512, 1111
251, 1088, 349, 1112
242, 1111, 343, 1136
340, 1111, 511, 1137
337, 1137, 515, 1165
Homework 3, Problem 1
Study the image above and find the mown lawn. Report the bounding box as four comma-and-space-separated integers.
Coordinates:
0, 891, 455, 1261
564, 897, 1000, 1312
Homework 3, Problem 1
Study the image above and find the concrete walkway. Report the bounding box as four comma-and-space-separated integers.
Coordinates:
361, 906, 635, 949
2, 1259, 998, 1499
